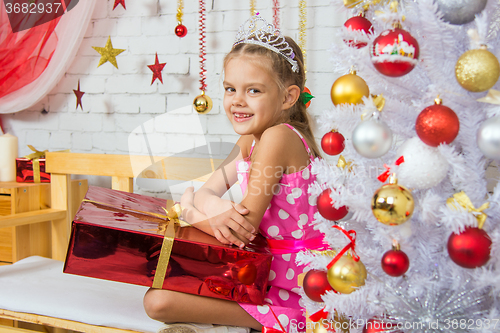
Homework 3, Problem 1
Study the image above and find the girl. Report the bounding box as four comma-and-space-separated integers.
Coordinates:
144, 16, 326, 333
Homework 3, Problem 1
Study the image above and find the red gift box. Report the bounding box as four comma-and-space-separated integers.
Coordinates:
64, 186, 272, 305
16, 157, 50, 183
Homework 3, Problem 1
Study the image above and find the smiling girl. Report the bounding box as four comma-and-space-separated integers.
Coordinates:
144, 16, 326, 333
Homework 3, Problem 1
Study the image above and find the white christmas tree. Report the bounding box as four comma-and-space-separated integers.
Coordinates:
298, 0, 500, 332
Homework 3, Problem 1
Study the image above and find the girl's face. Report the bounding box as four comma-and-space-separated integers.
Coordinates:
223, 55, 285, 140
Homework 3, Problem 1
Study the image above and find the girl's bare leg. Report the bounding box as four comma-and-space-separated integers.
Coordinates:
144, 288, 263, 331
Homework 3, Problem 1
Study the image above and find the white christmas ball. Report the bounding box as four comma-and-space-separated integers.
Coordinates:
435, 0, 487, 25
477, 116, 500, 159
397, 137, 449, 189
352, 118, 392, 159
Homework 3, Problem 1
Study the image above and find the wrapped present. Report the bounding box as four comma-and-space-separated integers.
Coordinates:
16, 145, 50, 183
64, 186, 272, 305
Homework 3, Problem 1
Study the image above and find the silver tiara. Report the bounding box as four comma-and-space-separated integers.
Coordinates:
233, 16, 299, 73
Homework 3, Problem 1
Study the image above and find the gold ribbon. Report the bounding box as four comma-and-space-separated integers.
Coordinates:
23, 145, 47, 183
83, 198, 188, 288
477, 89, 500, 105
337, 155, 353, 172
446, 191, 489, 229
361, 94, 385, 120
23, 145, 69, 183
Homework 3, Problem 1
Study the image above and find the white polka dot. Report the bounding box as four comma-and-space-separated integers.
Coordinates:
279, 289, 290, 301
278, 209, 290, 219
292, 229, 304, 239
264, 298, 273, 305
269, 270, 276, 281
286, 193, 295, 205
278, 314, 290, 327
291, 287, 301, 294
257, 305, 270, 314
286, 268, 295, 280
298, 298, 306, 308
267, 204, 271, 210
297, 214, 308, 228
237, 162, 249, 172
303, 266, 310, 273
267, 225, 279, 237
282, 253, 291, 261
275, 235, 284, 240
237, 174, 244, 183
302, 168, 310, 180
309, 195, 317, 206
291, 188, 302, 198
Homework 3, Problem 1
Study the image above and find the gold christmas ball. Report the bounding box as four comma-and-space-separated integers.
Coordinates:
455, 48, 500, 92
193, 93, 213, 114
371, 180, 414, 226
327, 255, 367, 294
331, 71, 370, 106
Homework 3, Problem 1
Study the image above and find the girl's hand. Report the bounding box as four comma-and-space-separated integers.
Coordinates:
205, 198, 256, 248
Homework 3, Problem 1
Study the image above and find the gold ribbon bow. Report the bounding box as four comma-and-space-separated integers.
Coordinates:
23, 145, 69, 183
477, 89, 500, 105
361, 94, 386, 120
153, 203, 190, 289
446, 191, 490, 229
337, 155, 353, 172
23, 145, 48, 183
83, 199, 188, 288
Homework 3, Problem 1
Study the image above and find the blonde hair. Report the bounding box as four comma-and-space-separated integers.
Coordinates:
223, 36, 322, 158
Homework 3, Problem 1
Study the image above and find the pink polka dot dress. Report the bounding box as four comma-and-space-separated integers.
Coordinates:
237, 124, 327, 332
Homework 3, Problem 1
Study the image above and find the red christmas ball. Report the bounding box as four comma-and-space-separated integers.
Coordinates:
371, 27, 419, 77
448, 227, 492, 269
321, 131, 345, 155
415, 100, 460, 147
303, 269, 334, 302
381, 249, 409, 277
175, 24, 188, 37
344, 15, 373, 48
362, 318, 395, 333
317, 189, 349, 221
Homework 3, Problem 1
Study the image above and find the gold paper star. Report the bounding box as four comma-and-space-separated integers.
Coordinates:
92, 36, 125, 69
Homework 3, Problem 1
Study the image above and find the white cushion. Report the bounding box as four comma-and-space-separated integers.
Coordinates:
0, 256, 163, 333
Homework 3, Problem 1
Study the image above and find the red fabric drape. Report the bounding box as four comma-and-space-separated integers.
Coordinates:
0, 0, 61, 98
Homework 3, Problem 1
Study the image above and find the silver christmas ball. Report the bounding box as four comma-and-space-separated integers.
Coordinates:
477, 116, 500, 159
435, 0, 488, 25
352, 118, 392, 159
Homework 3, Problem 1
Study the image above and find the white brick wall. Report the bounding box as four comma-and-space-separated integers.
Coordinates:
1, 0, 347, 195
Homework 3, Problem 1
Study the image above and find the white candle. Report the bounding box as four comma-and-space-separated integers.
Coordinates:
0, 133, 18, 182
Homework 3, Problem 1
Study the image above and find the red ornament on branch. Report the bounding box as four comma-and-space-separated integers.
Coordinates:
447, 227, 492, 268
317, 189, 349, 221
344, 13, 373, 48
381, 241, 409, 277
321, 130, 345, 156
303, 270, 334, 302
415, 97, 460, 147
370, 25, 419, 77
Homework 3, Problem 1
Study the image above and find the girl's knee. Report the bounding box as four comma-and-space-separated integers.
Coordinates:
143, 288, 176, 322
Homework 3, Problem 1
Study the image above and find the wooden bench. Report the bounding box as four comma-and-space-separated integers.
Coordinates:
0, 152, 224, 333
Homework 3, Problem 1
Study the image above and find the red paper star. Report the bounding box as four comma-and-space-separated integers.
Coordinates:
73, 80, 85, 110
148, 53, 166, 85
113, 0, 126, 10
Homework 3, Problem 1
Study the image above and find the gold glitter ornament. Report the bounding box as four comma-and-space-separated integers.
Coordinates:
372, 174, 414, 225
455, 46, 500, 92
327, 254, 367, 294
331, 69, 370, 105
298, 0, 307, 73
193, 92, 212, 114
